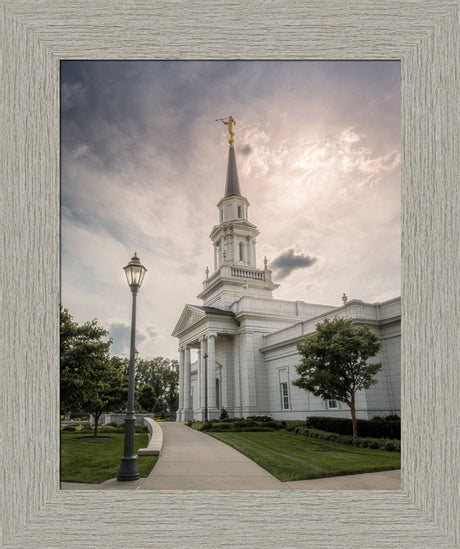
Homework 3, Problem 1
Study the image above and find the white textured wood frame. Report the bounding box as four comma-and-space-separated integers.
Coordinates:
1, 2, 458, 547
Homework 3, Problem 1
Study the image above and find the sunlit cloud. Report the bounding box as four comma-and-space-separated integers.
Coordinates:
61, 60, 401, 359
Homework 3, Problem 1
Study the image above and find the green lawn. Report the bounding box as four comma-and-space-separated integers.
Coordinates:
61, 432, 157, 483
209, 431, 400, 482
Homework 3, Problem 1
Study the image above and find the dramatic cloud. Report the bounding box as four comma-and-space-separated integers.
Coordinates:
61, 60, 401, 358
270, 248, 319, 281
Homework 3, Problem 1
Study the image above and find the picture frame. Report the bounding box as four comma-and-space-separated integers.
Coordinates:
1, 2, 457, 547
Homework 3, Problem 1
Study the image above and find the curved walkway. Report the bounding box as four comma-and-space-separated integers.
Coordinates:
139, 422, 285, 490
139, 422, 400, 491
60, 422, 400, 490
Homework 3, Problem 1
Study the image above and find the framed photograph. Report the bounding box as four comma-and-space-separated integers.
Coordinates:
1, 2, 457, 547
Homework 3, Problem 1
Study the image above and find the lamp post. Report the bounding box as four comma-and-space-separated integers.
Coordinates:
117, 252, 147, 481
203, 352, 208, 423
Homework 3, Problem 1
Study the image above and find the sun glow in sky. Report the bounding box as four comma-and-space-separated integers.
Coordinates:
61, 60, 401, 360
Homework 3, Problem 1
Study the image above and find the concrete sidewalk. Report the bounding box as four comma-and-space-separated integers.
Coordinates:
60, 422, 401, 491
139, 422, 286, 490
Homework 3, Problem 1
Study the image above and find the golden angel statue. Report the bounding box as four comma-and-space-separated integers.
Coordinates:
216, 116, 236, 144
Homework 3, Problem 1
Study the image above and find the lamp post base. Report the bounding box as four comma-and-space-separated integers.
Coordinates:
117, 456, 140, 481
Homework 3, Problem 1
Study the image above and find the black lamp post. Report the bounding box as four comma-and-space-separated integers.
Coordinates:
203, 352, 208, 423
117, 252, 147, 481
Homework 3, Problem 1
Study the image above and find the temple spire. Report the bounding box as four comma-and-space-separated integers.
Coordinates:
217, 116, 241, 197
225, 144, 241, 197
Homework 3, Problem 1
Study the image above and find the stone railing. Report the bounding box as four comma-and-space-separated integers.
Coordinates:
230, 266, 265, 280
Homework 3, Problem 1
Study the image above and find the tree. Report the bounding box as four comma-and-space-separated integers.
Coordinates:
60, 307, 113, 416
137, 385, 157, 412
81, 357, 127, 437
293, 317, 382, 437
135, 357, 179, 414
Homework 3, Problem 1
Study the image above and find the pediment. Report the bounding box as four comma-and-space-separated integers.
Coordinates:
171, 305, 206, 337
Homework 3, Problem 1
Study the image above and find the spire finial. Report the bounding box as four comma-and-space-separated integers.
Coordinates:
216, 116, 236, 145
342, 293, 348, 304
264, 256, 268, 270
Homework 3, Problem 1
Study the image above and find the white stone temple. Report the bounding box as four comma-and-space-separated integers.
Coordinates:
173, 122, 401, 422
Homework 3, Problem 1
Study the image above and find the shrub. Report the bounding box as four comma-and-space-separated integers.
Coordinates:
62, 425, 76, 432
97, 425, 121, 433
295, 427, 400, 452
246, 415, 273, 422
306, 416, 400, 440
383, 413, 400, 421
285, 421, 306, 432
220, 408, 229, 420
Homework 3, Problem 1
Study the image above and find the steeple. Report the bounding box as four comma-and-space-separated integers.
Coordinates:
197, 118, 279, 308
225, 145, 241, 197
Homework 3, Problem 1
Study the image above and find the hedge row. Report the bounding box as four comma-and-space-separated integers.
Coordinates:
305, 416, 400, 440
61, 424, 148, 433
193, 419, 285, 432
295, 427, 401, 452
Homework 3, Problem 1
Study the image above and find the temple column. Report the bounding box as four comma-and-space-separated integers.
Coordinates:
248, 237, 254, 265
207, 333, 218, 417
183, 346, 192, 420
177, 346, 184, 422
200, 337, 207, 421
196, 345, 201, 418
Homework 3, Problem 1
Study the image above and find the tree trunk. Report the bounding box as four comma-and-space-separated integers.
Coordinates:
93, 413, 101, 438
350, 393, 358, 437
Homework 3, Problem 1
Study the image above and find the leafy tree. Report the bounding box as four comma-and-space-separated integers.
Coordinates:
60, 307, 113, 417
81, 357, 127, 437
135, 357, 179, 414
137, 385, 157, 412
293, 317, 382, 437
60, 308, 131, 436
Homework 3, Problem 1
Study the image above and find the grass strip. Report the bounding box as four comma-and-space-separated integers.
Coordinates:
61, 432, 157, 484
209, 431, 400, 482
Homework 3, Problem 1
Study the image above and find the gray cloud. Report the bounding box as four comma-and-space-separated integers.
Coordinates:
239, 144, 253, 156
108, 322, 150, 356
270, 248, 318, 280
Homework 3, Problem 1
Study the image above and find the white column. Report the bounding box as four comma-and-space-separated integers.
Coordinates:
233, 335, 242, 416
200, 337, 207, 419
184, 346, 192, 419
241, 332, 257, 415
213, 244, 217, 271
252, 239, 257, 267
207, 334, 217, 414
177, 347, 184, 421
248, 237, 254, 266
196, 345, 201, 415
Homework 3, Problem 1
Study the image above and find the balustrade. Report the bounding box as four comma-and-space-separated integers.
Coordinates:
230, 266, 265, 280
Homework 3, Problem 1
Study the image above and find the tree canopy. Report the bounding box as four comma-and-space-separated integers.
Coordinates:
293, 317, 382, 436
60, 307, 179, 432
60, 307, 113, 415
135, 357, 179, 415
60, 308, 129, 435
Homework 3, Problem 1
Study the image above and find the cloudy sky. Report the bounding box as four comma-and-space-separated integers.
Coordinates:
61, 60, 401, 360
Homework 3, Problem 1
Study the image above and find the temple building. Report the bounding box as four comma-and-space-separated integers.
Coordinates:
172, 119, 401, 422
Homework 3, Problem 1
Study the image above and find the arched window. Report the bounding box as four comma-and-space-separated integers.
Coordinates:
237, 206, 242, 218
239, 242, 244, 261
